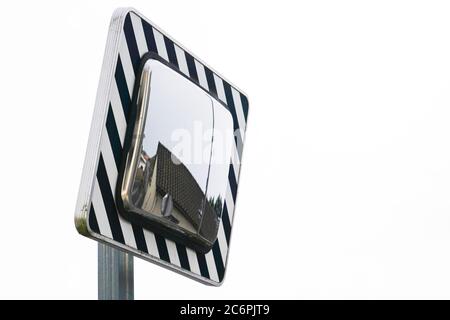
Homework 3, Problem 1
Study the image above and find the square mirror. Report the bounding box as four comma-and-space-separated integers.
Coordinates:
117, 56, 234, 253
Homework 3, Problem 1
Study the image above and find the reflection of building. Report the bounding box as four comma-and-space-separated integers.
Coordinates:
131, 149, 154, 208
155, 143, 218, 239
133, 142, 219, 240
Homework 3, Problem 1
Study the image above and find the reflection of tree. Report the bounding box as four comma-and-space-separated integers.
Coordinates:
207, 195, 223, 218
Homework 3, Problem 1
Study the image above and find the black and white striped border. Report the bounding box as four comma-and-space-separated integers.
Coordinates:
87, 10, 248, 284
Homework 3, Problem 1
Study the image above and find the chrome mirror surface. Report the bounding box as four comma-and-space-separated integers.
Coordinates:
119, 58, 234, 253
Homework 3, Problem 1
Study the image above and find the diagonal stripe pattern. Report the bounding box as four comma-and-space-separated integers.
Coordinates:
88, 12, 248, 284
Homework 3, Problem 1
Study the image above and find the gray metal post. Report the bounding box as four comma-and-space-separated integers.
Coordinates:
98, 243, 134, 300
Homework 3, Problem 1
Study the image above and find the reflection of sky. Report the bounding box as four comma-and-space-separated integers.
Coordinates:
205, 102, 234, 203
142, 60, 213, 192
141, 59, 234, 200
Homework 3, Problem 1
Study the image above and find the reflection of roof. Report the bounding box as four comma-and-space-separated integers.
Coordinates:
155, 143, 217, 236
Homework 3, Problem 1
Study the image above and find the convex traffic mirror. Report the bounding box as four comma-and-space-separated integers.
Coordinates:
75, 8, 249, 285
117, 57, 234, 253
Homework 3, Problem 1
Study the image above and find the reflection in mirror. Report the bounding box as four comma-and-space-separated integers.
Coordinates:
120, 58, 234, 252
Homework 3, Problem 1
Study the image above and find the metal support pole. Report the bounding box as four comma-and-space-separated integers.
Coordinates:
98, 243, 134, 300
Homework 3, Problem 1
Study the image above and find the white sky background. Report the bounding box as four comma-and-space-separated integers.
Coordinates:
1, 0, 450, 299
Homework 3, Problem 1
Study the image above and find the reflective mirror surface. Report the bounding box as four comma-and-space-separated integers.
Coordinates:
120, 58, 234, 252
